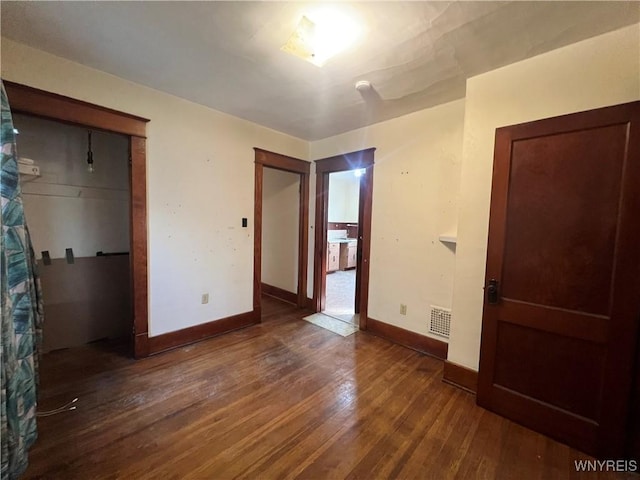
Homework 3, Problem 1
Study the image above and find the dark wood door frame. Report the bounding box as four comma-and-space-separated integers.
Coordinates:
3, 81, 151, 358
253, 148, 310, 318
313, 148, 375, 330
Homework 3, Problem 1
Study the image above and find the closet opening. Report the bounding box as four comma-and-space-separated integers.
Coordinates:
13, 113, 132, 357
4, 81, 150, 358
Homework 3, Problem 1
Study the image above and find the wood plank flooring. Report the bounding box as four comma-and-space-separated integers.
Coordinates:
24, 296, 632, 479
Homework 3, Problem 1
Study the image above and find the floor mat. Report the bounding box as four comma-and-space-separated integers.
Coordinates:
302, 313, 359, 337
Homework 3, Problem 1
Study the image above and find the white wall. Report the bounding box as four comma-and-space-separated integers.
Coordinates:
328, 171, 359, 223
14, 113, 130, 259
448, 24, 640, 370
262, 167, 299, 293
311, 99, 465, 341
1, 38, 309, 337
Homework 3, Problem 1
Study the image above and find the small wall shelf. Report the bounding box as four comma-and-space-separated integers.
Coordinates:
438, 234, 457, 244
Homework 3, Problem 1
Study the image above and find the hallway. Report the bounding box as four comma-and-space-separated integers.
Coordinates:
324, 269, 356, 324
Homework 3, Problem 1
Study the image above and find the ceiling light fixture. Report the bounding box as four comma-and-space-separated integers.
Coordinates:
281, 8, 362, 67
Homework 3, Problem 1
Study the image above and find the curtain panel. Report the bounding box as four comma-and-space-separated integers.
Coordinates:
1, 80, 44, 480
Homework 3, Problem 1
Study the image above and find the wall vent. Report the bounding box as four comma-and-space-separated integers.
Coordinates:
429, 306, 451, 338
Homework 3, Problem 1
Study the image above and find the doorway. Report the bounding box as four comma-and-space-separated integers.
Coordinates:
13, 113, 132, 357
477, 101, 640, 457
323, 170, 362, 324
253, 148, 310, 319
4, 81, 150, 358
313, 148, 375, 330
261, 167, 302, 306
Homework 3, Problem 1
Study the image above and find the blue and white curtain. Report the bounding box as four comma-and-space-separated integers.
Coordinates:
1, 80, 44, 479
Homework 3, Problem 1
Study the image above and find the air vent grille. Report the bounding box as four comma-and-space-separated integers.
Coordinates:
429, 306, 451, 338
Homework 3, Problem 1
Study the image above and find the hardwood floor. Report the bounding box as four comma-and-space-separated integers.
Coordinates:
25, 296, 630, 479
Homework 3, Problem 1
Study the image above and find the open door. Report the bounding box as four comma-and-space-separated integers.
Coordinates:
477, 101, 640, 457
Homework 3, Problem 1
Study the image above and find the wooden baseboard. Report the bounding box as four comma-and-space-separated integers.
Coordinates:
443, 360, 478, 394
261, 283, 298, 305
148, 310, 258, 355
366, 318, 448, 360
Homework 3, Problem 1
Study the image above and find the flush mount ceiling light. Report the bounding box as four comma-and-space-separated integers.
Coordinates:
281, 8, 362, 67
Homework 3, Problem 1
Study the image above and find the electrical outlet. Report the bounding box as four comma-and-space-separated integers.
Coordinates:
201, 293, 209, 304
400, 304, 407, 315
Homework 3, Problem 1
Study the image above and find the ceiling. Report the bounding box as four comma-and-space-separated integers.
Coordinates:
1, 2, 638, 141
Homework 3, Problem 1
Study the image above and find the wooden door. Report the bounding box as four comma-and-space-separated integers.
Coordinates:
477, 101, 640, 457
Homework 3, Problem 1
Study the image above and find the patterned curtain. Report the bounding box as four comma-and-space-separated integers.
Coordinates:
1, 81, 44, 479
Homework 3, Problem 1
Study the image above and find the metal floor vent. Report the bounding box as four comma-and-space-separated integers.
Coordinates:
429, 306, 451, 338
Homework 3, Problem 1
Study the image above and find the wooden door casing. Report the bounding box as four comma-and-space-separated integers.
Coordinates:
313, 149, 375, 326
253, 148, 310, 314
477, 101, 640, 457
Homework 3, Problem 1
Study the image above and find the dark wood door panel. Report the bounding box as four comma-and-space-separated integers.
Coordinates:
478, 101, 640, 458
499, 300, 608, 344
489, 385, 598, 455
493, 322, 606, 420
502, 125, 627, 315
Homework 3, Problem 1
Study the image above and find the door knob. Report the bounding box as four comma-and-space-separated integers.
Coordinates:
486, 279, 499, 304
